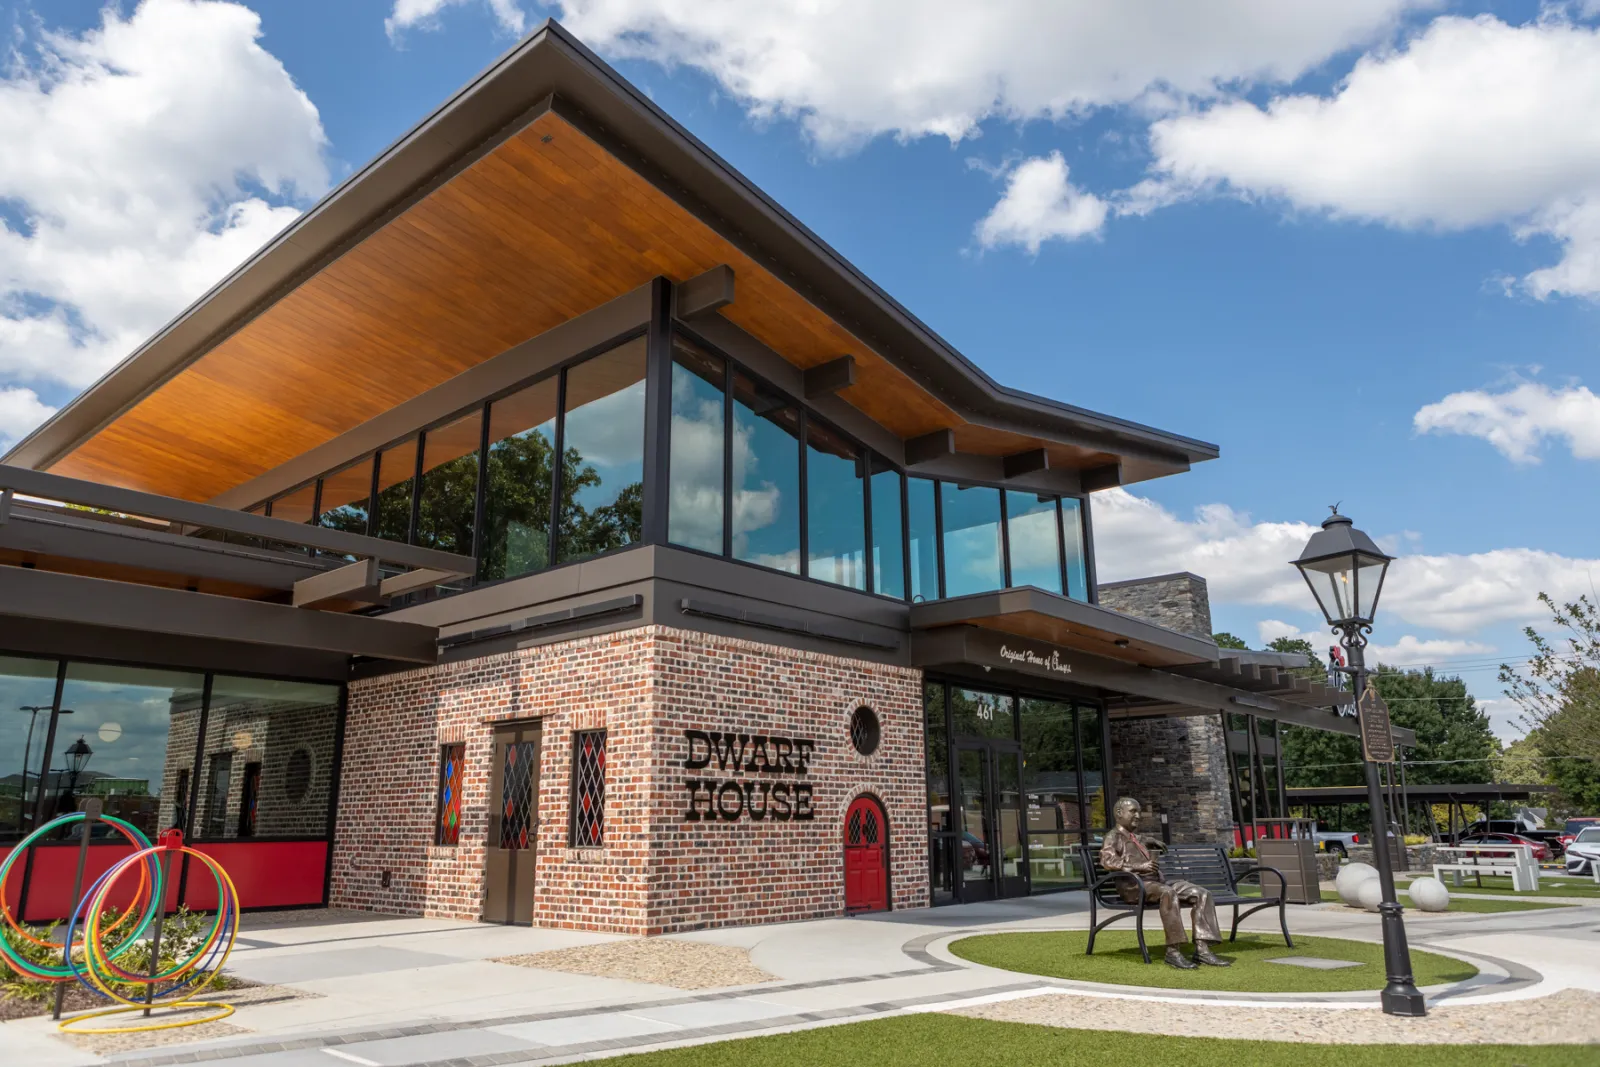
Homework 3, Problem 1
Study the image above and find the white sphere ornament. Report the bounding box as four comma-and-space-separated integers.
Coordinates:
1336, 862, 1379, 906
1356, 879, 1384, 913
1408, 876, 1450, 913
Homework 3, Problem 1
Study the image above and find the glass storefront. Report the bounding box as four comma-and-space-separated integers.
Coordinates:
925, 677, 1111, 903
0, 652, 343, 918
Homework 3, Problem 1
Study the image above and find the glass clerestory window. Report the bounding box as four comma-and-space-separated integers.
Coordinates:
260, 328, 1094, 607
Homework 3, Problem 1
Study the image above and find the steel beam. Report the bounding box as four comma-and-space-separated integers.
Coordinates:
1002, 448, 1049, 478
677, 264, 735, 318
0, 564, 438, 663
905, 429, 955, 467
293, 558, 382, 608
803, 355, 856, 398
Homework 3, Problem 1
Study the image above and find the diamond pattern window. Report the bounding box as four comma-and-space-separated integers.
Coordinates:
849, 706, 881, 757
500, 740, 538, 850
435, 743, 465, 847
569, 730, 607, 848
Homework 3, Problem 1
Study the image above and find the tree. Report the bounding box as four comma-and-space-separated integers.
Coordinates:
1500, 593, 1600, 815
1213, 632, 1249, 650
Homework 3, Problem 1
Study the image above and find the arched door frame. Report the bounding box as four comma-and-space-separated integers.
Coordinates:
842, 791, 891, 914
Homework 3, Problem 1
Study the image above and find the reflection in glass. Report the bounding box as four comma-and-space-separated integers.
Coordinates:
373, 438, 419, 543
805, 421, 865, 589
957, 748, 991, 896
416, 411, 482, 557
269, 483, 316, 525
1061, 497, 1089, 601
1020, 698, 1080, 833
907, 478, 938, 601
940, 483, 1003, 597
1026, 832, 1085, 891
558, 339, 646, 563
995, 752, 1026, 884
732, 372, 801, 573
668, 341, 725, 554
0, 656, 62, 842
46, 664, 207, 841
869, 464, 905, 599
950, 688, 1015, 741
316, 458, 373, 535
196, 676, 340, 840
480, 378, 558, 582
1078, 703, 1106, 830
925, 682, 955, 905
1005, 491, 1062, 594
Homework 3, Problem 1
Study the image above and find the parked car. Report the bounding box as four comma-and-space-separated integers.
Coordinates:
1315, 830, 1363, 858
1457, 831, 1551, 863
1565, 827, 1600, 877
1558, 817, 1600, 853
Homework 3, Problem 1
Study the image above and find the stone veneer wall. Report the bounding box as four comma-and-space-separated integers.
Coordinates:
330, 625, 927, 934
1097, 573, 1232, 845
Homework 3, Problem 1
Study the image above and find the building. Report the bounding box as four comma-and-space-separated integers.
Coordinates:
0, 23, 1394, 933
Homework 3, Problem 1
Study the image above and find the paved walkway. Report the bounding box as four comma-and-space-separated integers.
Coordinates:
5, 883, 1597, 1067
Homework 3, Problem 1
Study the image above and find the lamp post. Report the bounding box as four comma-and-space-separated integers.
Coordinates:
1292, 507, 1426, 1017
60, 736, 93, 815
16, 705, 49, 816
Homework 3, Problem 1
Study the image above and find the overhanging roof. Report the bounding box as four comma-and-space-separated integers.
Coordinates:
4, 19, 1217, 502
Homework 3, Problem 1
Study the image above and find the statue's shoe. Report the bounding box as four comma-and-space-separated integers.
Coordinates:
1194, 942, 1233, 967
1164, 946, 1199, 970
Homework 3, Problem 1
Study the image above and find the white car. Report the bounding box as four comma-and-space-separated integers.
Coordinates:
1564, 826, 1600, 878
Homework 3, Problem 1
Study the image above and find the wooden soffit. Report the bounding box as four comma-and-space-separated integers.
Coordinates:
47, 114, 1157, 501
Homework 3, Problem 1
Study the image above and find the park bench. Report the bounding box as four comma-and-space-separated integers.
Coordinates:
1433, 843, 1540, 891
1082, 843, 1292, 964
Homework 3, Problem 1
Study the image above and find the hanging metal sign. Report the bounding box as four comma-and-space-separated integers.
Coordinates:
1358, 685, 1395, 764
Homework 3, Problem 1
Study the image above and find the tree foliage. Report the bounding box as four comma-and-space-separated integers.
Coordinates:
1212, 631, 1249, 650
1499, 593, 1600, 815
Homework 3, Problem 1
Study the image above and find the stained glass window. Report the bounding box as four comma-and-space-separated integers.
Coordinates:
569, 730, 606, 849
435, 743, 465, 847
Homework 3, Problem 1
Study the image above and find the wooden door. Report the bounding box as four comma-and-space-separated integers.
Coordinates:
843, 795, 889, 913
483, 722, 541, 924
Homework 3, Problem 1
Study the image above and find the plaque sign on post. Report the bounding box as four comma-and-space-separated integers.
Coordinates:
1358, 685, 1395, 764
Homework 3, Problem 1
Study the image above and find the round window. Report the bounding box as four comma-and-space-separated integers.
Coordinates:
283, 747, 313, 803
849, 706, 881, 757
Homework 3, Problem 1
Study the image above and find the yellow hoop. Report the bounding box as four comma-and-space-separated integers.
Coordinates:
57, 999, 236, 1035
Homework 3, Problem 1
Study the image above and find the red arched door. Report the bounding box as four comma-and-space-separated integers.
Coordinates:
843, 795, 889, 913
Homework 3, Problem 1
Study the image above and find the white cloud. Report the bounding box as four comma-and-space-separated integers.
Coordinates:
548, 0, 1429, 150
0, 387, 56, 448
1367, 634, 1495, 664
1092, 488, 1600, 634
1138, 14, 1600, 298
1414, 380, 1600, 463
0, 0, 327, 397
386, 0, 527, 40
974, 153, 1108, 251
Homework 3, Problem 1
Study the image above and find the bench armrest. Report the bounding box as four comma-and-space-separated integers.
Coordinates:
1232, 864, 1287, 893
1091, 869, 1146, 904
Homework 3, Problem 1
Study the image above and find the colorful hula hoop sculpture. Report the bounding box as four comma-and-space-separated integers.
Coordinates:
0, 812, 241, 1034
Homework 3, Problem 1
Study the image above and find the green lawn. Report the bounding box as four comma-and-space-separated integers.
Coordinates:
946, 932, 1476, 993
590, 1013, 1577, 1067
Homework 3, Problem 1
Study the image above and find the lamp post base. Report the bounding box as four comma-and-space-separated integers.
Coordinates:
1381, 983, 1428, 1017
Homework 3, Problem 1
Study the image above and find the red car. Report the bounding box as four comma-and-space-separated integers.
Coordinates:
1558, 818, 1600, 852
1457, 832, 1551, 863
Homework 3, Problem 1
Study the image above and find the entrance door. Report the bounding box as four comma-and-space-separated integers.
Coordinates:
955, 740, 1028, 901
483, 722, 541, 924
843, 795, 888, 912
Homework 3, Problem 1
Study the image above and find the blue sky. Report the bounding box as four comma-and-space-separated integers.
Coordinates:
3, 0, 1599, 738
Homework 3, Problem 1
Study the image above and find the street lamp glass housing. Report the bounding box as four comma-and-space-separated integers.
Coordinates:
1293, 512, 1392, 627
65, 736, 93, 776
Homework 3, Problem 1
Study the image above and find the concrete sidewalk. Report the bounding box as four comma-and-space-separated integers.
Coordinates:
4, 890, 1593, 1067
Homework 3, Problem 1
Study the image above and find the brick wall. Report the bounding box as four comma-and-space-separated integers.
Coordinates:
331, 625, 927, 934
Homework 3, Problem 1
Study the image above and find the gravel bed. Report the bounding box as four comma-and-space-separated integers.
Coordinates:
955, 987, 1600, 1045
55, 983, 316, 1055
495, 938, 778, 990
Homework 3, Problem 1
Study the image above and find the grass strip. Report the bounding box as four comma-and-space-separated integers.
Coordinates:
591, 1013, 1579, 1067
945, 932, 1476, 992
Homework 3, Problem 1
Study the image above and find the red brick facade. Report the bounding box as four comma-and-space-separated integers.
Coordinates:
330, 625, 927, 933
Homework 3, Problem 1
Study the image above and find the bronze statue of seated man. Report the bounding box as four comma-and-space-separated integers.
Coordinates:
1099, 797, 1232, 969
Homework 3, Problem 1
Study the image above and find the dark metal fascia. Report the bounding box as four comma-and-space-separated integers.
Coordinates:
437, 594, 644, 649
678, 597, 901, 652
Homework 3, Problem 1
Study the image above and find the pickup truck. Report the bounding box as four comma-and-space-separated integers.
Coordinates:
1287, 825, 1363, 857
